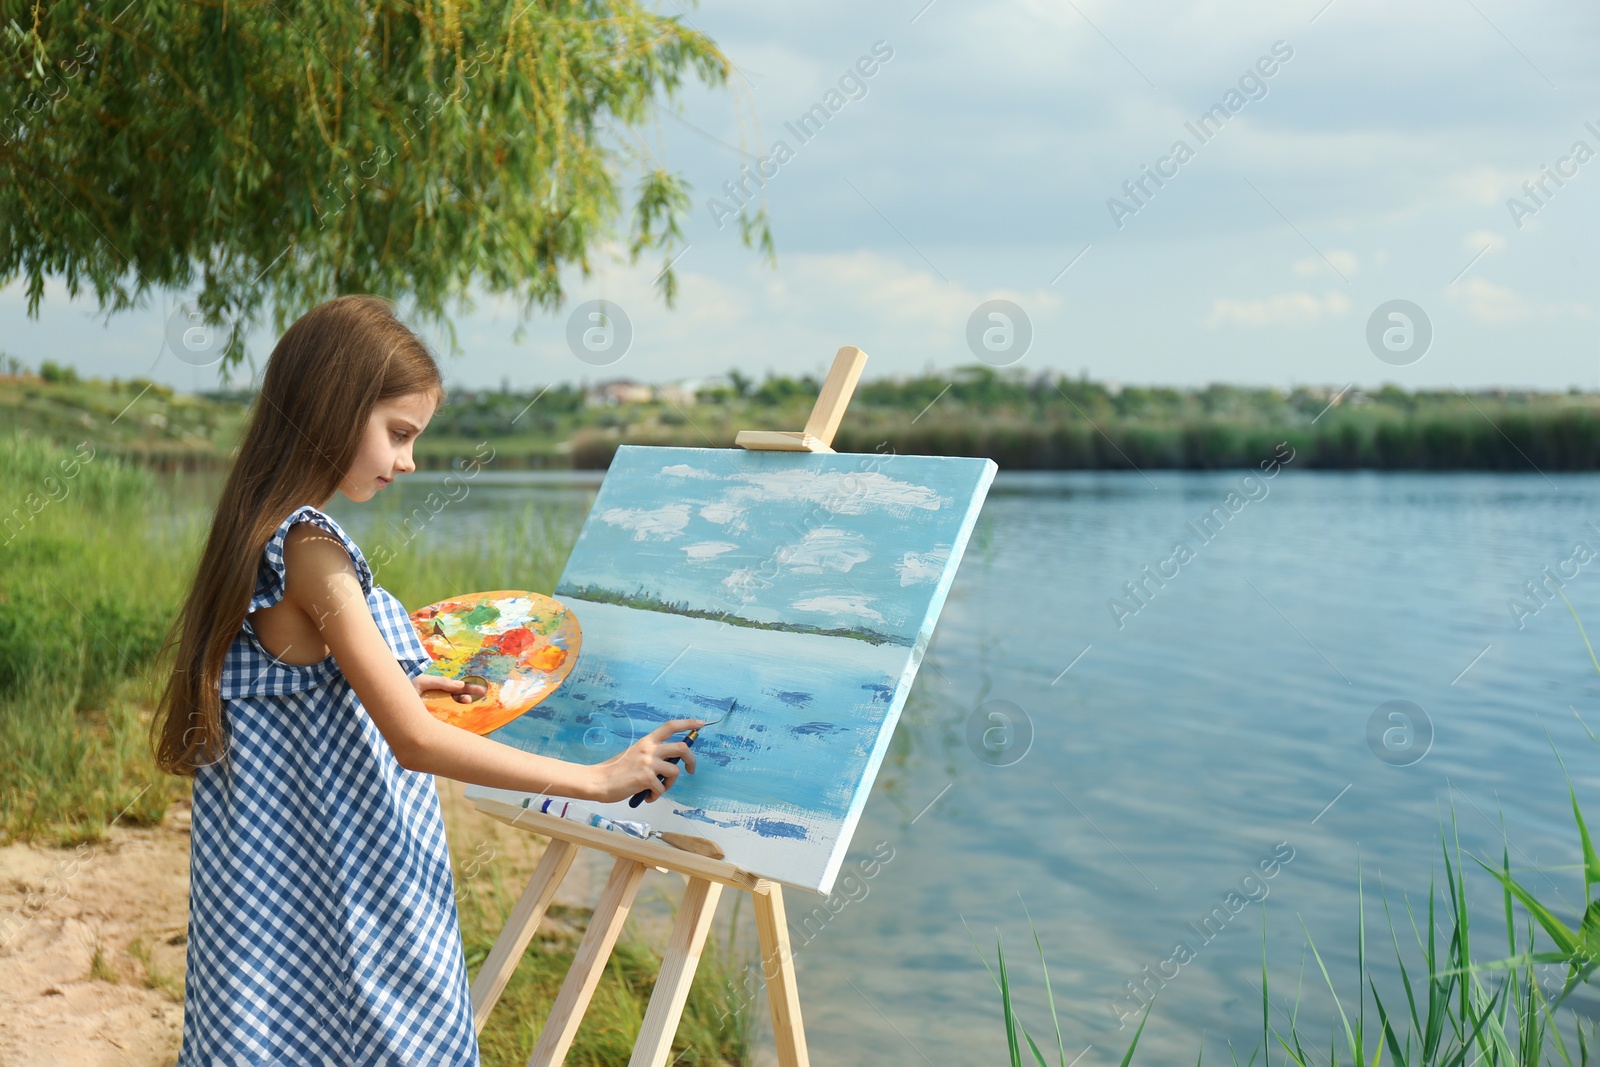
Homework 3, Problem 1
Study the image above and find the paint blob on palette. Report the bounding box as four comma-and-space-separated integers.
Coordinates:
408, 590, 581, 734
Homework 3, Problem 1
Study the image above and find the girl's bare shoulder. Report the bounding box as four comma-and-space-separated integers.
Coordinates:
282, 521, 362, 591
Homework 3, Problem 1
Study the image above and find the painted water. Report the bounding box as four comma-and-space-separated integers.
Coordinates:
470, 597, 912, 892
327, 466, 1600, 1064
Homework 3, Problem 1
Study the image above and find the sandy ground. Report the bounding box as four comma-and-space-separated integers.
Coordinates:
0, 800, 192, 1067
0, 778, 769, 1067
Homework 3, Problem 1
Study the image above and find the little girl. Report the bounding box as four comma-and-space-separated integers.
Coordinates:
151, 294, 703, 1066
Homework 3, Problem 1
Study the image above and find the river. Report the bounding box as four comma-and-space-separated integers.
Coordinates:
316, 466, 1600, 1064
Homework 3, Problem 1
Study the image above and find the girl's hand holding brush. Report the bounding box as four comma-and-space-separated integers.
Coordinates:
585, 718, 704, 804
626, 700, 736, 808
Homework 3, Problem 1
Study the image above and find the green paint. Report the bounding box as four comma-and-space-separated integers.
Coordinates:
461, 602, 501, 629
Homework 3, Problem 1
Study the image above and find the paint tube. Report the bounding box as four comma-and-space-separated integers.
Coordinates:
518, 794, 652, 840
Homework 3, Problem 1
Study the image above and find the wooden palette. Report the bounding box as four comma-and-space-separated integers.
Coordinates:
408, 590, 581, 734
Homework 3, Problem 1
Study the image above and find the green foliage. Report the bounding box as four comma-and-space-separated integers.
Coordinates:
968, 901, 1153, 1067
0, 432, 187, 843
0, 1, 774, 374
37, 359, 76, 384
14, 367, 1600, 472
0, 436, 758, 1056
751, 373, 819, 407
455, 853, 755, 1065
556, 582, 909, 646
0, 434, 583, 843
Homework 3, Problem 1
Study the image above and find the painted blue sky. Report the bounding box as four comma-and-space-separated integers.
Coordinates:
553, 446, 995, 644
8, 1, 1600, 393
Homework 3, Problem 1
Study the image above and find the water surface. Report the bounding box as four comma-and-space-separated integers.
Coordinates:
330, 467, 1600, 1062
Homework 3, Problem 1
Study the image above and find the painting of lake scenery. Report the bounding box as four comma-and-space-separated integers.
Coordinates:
464, 445, 997, 892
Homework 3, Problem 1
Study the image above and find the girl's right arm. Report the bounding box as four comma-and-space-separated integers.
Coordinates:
282, 525, 703, 804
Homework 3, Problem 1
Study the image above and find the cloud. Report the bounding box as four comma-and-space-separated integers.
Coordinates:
683, 541, 739, 561
775, 528, 871, 574
721, 567, 763, 597
1291, 249, 1358, 278
791, 594, 886, 625
726, 468, 945, 515
1446, 277, 1592, 324
896, 546, 949, 586
662, 463, 717, 479
1438, 165, 1527, 208
698, 502, 747, 532
598, 503, 692, 540
1463, 231, 1508, 255
1203, 290, 1353, 327
779, 251, 1062, 335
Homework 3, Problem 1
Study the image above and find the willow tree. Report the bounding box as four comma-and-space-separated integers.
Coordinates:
0, 1, 773, 375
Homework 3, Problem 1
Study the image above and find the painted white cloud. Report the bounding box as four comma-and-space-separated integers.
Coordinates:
1446, 277, 1592, 324
1203, 290, 1353, 328
775, 528, 871, 574
721, 567, 763, 597
683, 540, 739, 561
726, 468, 944, 515
896, 546, 950, 586
700, 502, 748, 534
661, 464, 717, 479
599, 503, 692, 541
791, 594, 886, 625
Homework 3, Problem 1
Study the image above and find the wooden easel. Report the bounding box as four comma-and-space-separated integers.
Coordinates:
467, 346, 870, 1067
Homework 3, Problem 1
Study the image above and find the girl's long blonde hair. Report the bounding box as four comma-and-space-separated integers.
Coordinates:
150, 295, 444, 776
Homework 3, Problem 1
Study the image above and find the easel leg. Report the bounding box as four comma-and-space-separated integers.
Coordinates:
528, 856, 648, 1067
753, 882, 810, 1067
472, 837, 579, 1033
627, 877, 725, 1067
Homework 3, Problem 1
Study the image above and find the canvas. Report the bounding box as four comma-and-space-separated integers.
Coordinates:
464, 444, 997, 894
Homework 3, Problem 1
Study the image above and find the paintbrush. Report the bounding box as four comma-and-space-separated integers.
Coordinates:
628, 698, 737, 809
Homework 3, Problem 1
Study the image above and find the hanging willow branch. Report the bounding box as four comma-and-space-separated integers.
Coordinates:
0, 0, 774, 374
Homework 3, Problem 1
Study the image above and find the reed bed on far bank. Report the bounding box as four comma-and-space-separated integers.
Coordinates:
566, 405, 1600, 473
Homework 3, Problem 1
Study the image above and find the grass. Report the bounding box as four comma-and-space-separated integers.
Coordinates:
0, 432, 583, 843
127, 936, 185, 1001
1, 432, 759, 1061
453, 853, 755, 1066
0, 431, 193, 844
86, 937, 119, 984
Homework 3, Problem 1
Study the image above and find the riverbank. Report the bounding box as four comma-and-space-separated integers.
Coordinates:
9, 367, 1600, 472
0, 435, 756, 1064
0, 780, 763, 1066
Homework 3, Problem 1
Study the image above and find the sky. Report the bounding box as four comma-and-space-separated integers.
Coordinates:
4, 0, 1599, 393
554, 446, 996, 644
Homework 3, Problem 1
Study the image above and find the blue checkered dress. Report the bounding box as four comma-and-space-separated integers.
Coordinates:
179, 505, 480, 1066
